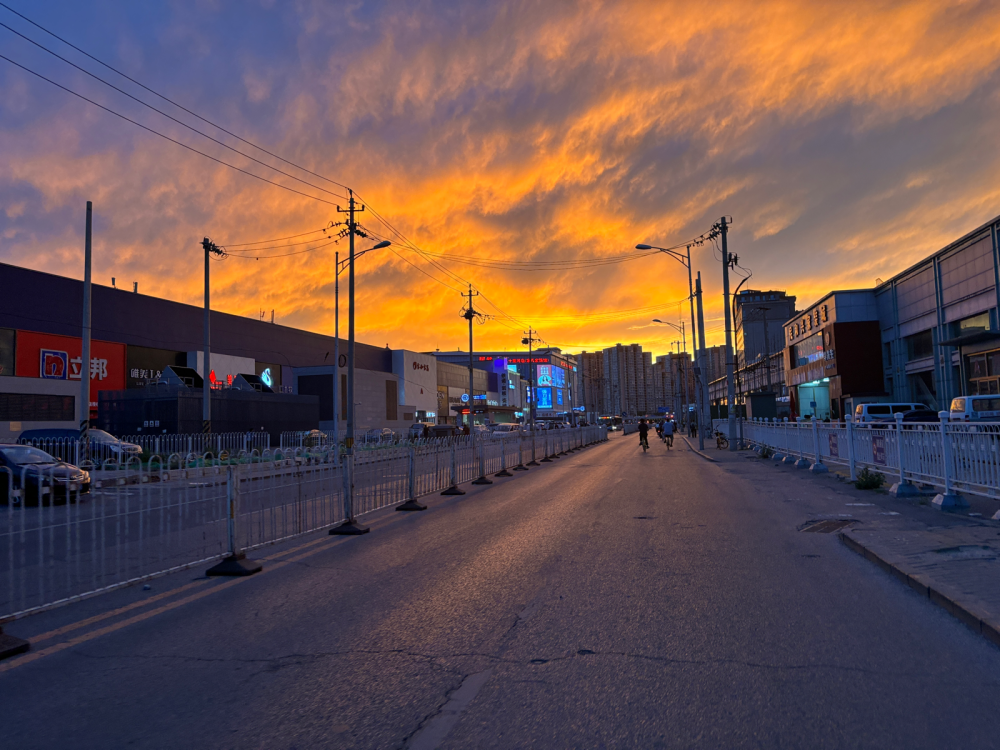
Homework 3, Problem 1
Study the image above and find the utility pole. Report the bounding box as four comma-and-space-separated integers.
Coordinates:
696, 272, 708, 451
80, 201, 92, 466
201, 238, 224, 435
463, 286, 481, 428
333, 250, 340, 453
331, 188, 368, 535
521, 328, 539, 431
718, 217, 737, 451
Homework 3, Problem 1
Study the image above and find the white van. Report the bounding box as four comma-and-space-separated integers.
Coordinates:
949, 395, 1000, 422
854, 402, 922, 424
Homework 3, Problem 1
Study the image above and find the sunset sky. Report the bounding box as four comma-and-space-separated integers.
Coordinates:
3, 1, 1000, 360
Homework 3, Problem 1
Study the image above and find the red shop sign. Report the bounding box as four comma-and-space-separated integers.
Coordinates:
15, 330, 126, 412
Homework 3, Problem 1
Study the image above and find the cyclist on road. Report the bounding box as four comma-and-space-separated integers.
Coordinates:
662, 418, 674, 449
638, 419, 650, 451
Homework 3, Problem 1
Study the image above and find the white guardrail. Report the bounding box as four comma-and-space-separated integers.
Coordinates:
742, 414, 1000, 503
0, 427, 607, 622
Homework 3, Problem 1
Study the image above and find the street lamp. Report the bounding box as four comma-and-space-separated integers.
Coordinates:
652, 318, 689, 434
637, 241, 707, 449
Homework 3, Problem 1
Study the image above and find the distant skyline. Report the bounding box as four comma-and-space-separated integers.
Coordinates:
2, 1, 1000, 361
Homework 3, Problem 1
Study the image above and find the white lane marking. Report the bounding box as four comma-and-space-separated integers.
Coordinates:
407, 669, 493, 750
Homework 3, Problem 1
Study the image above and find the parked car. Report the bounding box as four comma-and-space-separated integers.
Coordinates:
871, 409, 940, 425
0, 444, 90, 505
19, 428, 142, 459
949, 395, 1000, 422
490, 424, 522, 433
853, 402, 923, 424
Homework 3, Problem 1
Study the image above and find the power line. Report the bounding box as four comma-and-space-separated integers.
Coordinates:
0, 2, 351, 192
0, 52, 343, 207
0, 20, 348, 203
222, 227, 330, 247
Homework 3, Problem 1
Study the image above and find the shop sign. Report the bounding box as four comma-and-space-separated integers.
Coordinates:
16, 330, 125, 412
127, 346, 185, 389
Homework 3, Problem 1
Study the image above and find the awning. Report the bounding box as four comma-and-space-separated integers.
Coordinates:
937, 330, 1000, 347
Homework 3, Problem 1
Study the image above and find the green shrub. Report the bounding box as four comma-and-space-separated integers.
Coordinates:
760, 446, 772, 459
855, 468, 885, 490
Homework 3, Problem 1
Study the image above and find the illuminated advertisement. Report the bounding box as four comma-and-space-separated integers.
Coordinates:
551, 366, 566, 388
537, 365, 553, 387
536, 387, 553, 409
556, 389, 564, 406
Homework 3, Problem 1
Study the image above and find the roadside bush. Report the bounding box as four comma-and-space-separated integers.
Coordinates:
760, 446, 772, 459
855, 468, 885, 490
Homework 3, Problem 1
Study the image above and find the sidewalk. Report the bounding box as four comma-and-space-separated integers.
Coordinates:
712, 447, 1000, 648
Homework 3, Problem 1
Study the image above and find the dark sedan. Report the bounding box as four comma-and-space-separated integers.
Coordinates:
871, 409, 941, 426
0, 445, 91, 505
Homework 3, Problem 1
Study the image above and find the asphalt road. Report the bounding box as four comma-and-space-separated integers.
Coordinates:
3, 432, 1000, 749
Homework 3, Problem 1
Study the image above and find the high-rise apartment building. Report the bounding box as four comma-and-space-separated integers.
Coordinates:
602, 343, 650, 417
579, 350, 607, 416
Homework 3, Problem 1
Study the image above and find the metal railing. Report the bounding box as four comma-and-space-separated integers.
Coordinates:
1, 426, 608, 623
743, 415, 1000, 502
19, 432, 271, 468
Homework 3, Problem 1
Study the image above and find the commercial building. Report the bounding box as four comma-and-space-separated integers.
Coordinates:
875, 215, 1000, 409
782, 290, 884, 420
434, 348, 577, 422
0, 261, 432, 438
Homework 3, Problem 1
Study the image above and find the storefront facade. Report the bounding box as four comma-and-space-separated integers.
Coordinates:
783, 291, 885, 420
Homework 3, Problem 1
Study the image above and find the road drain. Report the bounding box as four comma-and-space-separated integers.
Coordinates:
800, 519, 856, 533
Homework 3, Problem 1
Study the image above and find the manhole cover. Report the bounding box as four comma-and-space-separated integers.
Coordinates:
800, 519, 857, 533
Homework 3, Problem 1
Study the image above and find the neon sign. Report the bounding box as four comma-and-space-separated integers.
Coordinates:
261, 368, 273, 387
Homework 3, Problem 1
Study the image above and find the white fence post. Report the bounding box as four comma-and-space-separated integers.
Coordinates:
442, 440, 465, 495
206, 465, 262, 576
934, 412, 968, 510
496, 436, 513, 477
846, 416, 857, 482
889, 412, 919, 497
793, 417, 808, 467
809, 419, 828, 473
472, 434, 493, 485
515, 433, 529, 471
397, 445, 427, 511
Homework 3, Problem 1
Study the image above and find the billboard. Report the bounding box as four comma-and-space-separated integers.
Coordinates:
536, 387, 553, 409
551, 366, 566, 388
15, 330, 126, 414
537, 365, 553, 387
555, 388, 564, 406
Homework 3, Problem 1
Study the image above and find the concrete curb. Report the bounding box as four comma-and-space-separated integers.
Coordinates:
839, 531, 1000, 649
681, 437, 717, 463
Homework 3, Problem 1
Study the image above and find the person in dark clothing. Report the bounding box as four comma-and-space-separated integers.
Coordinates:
637, 419, 650, 450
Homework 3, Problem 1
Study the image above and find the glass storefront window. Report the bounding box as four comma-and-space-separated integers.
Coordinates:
792, 332, 824, 367
958, 312, 990, 333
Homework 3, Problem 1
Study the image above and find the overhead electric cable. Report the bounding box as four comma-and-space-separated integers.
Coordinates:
0, 20, 348, 202
0, 2, 351, 191
0, 53, 342, 207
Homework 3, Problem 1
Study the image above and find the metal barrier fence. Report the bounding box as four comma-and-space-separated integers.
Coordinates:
19, 432, 271, 467
0, 426, 607, 623
743, 415, 1000, 504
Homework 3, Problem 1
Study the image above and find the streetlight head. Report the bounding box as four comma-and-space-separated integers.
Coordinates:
652, 319, 662, 324
635, 244, 653, 250
371, 240, 391, 250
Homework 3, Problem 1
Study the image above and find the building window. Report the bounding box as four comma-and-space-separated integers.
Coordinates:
386, 380, 398, 421
905, 330, 934, 361
957, 312, 990, 334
